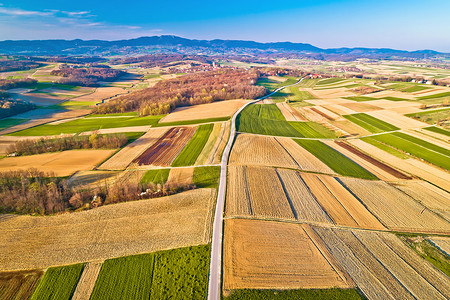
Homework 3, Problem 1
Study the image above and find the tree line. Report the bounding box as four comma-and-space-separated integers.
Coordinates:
93, 69, 267, 116
51, 65, 124, 87
7, 133, 128, 156
0, 169, 195, 215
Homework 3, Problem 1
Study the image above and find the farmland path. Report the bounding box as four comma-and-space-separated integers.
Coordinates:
207, 77, 304, 300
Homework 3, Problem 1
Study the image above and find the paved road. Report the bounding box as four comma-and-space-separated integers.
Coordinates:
207, 77, 304, 300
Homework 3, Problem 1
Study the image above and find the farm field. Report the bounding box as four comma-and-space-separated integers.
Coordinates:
230, 134, 336, 173
343, 113, 399, 133
159, 99, 249, 123
0, 188, 216, 270
140, 168, 170, 184
0, 149, 115, 176
312, 227, 450, 300
8, 113, 163, 136
100, 127, 168, 170
407, 108, 450, 129
172, 123, 213, 166
166, 167, 194, 185
90, 245, 210, 300
194, 122, 224, 165
133, 126, 196, 167
30, 264, 84, 300
224, 288, 364, 300
0, 269, 43, 300
223, 219, 353, 290
293, 139, 377, 179
71, 262, 103, 300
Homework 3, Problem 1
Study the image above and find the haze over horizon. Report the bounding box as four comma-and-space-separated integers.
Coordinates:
0, 0, 449, 52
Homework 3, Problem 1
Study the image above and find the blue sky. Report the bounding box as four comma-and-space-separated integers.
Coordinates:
0, 0, 449, 51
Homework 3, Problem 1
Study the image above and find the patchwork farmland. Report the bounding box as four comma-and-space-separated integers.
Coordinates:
1, 57, 449, 300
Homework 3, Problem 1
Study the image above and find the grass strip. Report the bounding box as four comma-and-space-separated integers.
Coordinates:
0, 118, 28, 131
343, 113, 399, 133
172, 124, 214, 167
155, 116, 230, 127
193, 166, 220, 189
360, 137, 409, 159
371, 132, 450, 170
140, 169, 170, 184
30, 264, 84, 300
424, 126, 450, 137
224, 288, 364, 300
294, 139, 377, 179
417, 91, 450, 100
289, 121, 336, 138
90, 245, 210, 300
316, 78, 346, 85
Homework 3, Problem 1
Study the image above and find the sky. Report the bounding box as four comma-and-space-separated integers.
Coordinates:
0, 0, 449, 52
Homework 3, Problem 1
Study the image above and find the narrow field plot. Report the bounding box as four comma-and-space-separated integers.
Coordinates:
230, 134, 298, 169
300, 173, 384, 230
0, 270, 43, 300
79, 126, 151, 135
294, 139, 377, 180
159, 99, 249, 123
348, 139, 450, 191
325, 141, 410, 181
330, 119, 371, 136
276, 102, 307, 121
340, 177, 450, 234
277, 137, 336, 174
226, 165, 253, 216
166, 167, 194, 185
0, 149, 115, 176
140, 168, 170, 185
343, 113, 399, 133
429, 237, 450, 256
223, 219, 352, 290
210, 121, 230, 164
172, 123, 213, 167
365, 99, 422, 110
99, 127, 168, 170
422, 126, 450, 139
310, 87, 355, 98
0, 188, 216, 270
364, 89, 415, 100
367, 110, 428, 129
30, 264, 84, 300
71, 261, 103, 300
323, 104, 358, 115
310, 106, 344, 121
133, 126, 196, 167
90, 245, 210, 300
68, 170, 121, 188
339, 102, 380, 113
275, 168, 332, 225
403, 129, 450, 149
313, 227, 449, 300
195, 122, 222, 165
72, 86, 127, 102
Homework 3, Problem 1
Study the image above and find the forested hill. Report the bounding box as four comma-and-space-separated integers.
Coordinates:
0, 35, 446, 60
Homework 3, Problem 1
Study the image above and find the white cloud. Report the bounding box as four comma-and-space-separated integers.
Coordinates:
0, 7, 53, 17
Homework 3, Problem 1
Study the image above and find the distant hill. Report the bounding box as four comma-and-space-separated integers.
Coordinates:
0, 35, 446, 60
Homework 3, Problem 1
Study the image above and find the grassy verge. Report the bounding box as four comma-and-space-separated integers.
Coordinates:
193, 166, 220, 189
398, 235, 450, 277
371, 132, 450, 170
172, 124, 213, 167
140, 169, 170, 185
0, 118, 28, 131
9, 115, 164, 136
424, 126, 450, 136
155, 116, 230, 127
30, 264, 84, 300
224, 288, 364, 300
90, 245, 210, 300
360, 137, 409, 159
294, 139, 377, 179
343, 113, 399, 133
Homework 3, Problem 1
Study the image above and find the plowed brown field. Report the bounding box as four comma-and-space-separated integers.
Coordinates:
133, 126, 196, 166
223, 219, 353, 290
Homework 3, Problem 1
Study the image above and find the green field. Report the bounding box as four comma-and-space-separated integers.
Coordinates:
90, 245, 210, 300
224, 288, 364, 300
406, 108, 450, 127
9, 114, 164, 136
155, 116, 230, 127
30, 264, 84, 300
271, 85, 316, 106
316, 78, 346, 85
343, 96, 379, 102
360, 137, 409, 159
257, 77, 298, 91
298, 78, 319, 88
371, 132, 450, 170
383, 97, 410, 101
294, 139, 377, 179
417, 91, 450, 100
343, 113, 399, 133
424, 126, 450, 136
237, 104, 335, 138
140, 168, 170, 184
0, 118, 28, 131
172, 124, 214, 167
193, 166, 220, 189
402, 86, 431, 93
